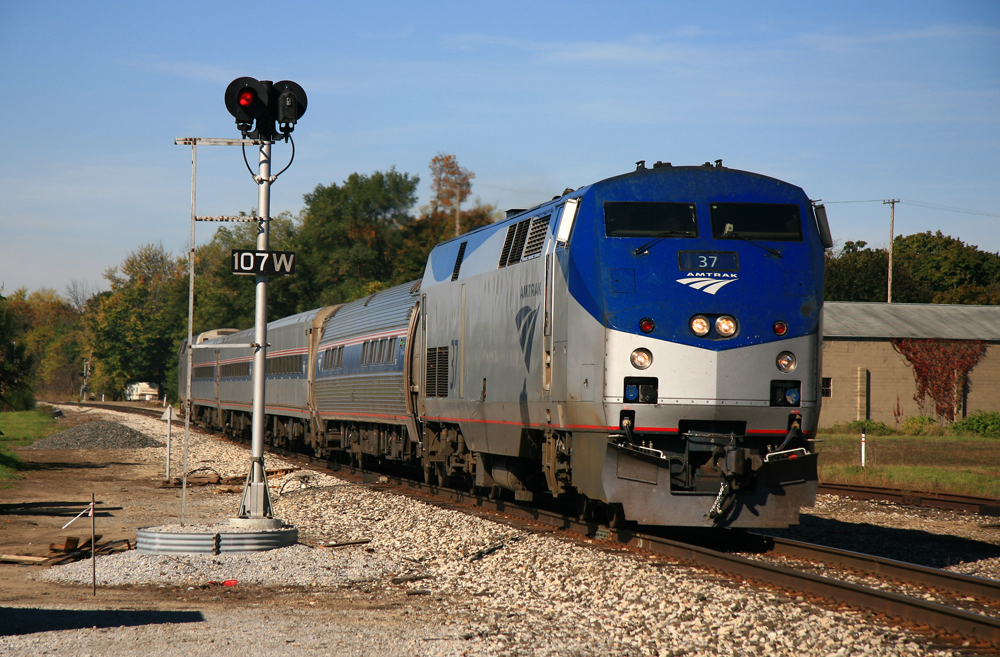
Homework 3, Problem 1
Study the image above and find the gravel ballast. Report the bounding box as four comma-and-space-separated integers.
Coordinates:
5, 405, 983, 656
28, 420, 164, 450
37, 544, 399, 589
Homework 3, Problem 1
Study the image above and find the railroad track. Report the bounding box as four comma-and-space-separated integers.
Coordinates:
277, 450, 1000, 649
818, 482, 1000, 517
73, 401, 1000, 650
74, 403, 1000, 518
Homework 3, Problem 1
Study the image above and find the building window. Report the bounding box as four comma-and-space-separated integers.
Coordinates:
821, 377, 832, 398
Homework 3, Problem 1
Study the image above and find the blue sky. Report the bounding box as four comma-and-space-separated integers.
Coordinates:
2, 1, 998, 295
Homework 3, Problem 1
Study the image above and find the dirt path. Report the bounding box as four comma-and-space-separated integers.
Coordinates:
0, 413, 396, 613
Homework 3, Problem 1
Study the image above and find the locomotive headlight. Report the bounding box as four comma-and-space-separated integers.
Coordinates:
630, 348, 653, 370
715, 315, 738, 337
776, 351, 797, 373
690, 316, 710, 337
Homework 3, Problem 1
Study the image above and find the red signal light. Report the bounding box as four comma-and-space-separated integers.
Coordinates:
639, 317, 655, 333
238, 89, 257, 108
773, 320, 788, 336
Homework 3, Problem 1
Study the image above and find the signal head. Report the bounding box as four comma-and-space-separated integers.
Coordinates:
225, 77, 269, 135
272, 80, 308, 134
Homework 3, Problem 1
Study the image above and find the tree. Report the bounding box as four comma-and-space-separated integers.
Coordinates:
0, 289, 35, 410
21, 289, 85, 398
65, 279, 99, 313
824, 241, 927, 303
395, 204, 498, 284
894, 231, 1000, 304
824, 232, 1000, 304
292, 168, 419, 307
392, 155, 499, 283
429, 153, 474, 238
84, 243, 186, 398
194, 211, 299, 330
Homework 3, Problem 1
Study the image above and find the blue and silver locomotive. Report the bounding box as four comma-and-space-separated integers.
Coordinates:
181, 161, 832, 527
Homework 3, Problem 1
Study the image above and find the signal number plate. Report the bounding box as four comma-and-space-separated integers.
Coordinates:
231, 249, 296, 276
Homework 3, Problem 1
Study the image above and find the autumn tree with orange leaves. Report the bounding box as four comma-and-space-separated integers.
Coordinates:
393, 154, 499, 282
429, 153, 474, 238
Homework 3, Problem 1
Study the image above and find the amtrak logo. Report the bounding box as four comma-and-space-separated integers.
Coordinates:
514, 305, 539, 371
676, 275, 738, 295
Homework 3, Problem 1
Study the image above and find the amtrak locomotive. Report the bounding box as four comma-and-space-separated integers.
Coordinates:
180, 161, 833, 527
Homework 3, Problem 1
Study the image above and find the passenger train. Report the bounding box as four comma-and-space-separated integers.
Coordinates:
180, 160, 833, 527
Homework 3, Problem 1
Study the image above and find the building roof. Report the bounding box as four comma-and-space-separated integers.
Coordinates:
823, 302, 1000, 341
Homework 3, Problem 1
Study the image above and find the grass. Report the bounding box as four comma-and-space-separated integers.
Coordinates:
816, 433, 1000, 499
0, 406, 60, 481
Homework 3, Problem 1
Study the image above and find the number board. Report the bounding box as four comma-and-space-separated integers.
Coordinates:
677, 251, 739, 272
231, 250, 296, 276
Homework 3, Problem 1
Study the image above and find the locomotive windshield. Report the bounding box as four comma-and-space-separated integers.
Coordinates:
604, 202, 698, 238
710, 203, 802, 241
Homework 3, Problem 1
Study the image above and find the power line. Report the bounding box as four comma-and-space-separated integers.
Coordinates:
899, 199, 1000, 218
823, 198, 999, 218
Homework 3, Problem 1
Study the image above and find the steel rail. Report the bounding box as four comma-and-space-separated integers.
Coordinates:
818, 483, 1000, 517
756, 534, 1000, 604
623, 532, 1000, 647
75, 402, 1000, 647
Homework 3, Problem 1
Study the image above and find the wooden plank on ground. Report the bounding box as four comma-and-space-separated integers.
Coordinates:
2, 554, 50, 564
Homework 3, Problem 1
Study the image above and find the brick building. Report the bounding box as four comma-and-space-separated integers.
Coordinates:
819, 302, 1000, 427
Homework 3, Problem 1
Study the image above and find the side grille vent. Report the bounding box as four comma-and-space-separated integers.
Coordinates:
521, 216, 550, 260
451, 241, 468, 281
498, 215, 551, 267
498, 225, 517, 268
506, 219, 531, 266
425, 346, 449, 397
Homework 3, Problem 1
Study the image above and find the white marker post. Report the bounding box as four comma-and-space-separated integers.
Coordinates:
91, 493, 96, 596
861, 431, 867, 468
161, 406, 177, 481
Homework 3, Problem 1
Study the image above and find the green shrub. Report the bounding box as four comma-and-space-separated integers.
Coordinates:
901, 415, 940, 436
0, 447, 23, 480
858, 420, 896, 435
950, 411, 1000, 438
2, 387, 35, 412
823, 419, 896, 436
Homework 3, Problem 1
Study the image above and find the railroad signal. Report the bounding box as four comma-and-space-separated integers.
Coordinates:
273, 80, 307, 133
224, 78, 269, 136
224, 77, 307, 140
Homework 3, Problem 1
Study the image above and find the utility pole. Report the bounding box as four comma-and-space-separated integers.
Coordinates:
884, 199, 899, 303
